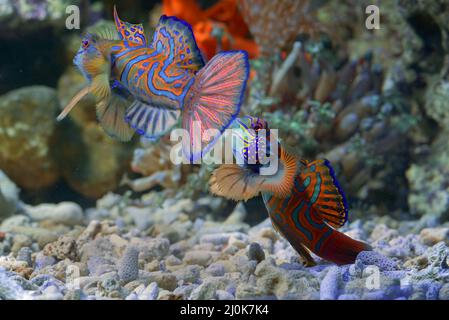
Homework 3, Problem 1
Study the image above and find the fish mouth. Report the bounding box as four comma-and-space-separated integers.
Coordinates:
56, 86, 90, 121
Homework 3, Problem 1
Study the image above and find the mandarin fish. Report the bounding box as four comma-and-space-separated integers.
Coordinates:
57, 7, 249, 162
209, 116, 371, 266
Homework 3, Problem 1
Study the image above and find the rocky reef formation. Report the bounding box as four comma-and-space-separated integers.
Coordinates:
87, 0, 449, 221
0, 7, 145, 200
0, 86, 61, 189
393, 0, 449, 222
0, 83, 134, 199
0, 186, 448, 300
1, 0, 449, 301
0, 171, 21, 221
198, 0, 410, 217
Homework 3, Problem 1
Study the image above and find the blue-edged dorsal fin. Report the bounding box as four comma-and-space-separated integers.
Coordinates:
152, 15, 205, 72
124, 100, 180, 139
296, 159, 349, 229
113, 6, 147, 46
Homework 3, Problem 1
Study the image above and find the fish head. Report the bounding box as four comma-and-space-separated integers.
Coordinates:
73, 33, 109, 82
210, 116, 296, 201
57, 33, 113, 122
231, 116, 278, 171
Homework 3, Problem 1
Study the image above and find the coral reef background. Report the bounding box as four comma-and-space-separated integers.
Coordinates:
1, 0, 449, 300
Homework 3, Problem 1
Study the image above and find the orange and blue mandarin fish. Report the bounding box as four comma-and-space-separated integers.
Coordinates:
57, 7, 249, 162
210, 116, 371, 266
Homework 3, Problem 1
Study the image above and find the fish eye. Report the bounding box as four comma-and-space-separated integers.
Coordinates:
82, 40, 89, 49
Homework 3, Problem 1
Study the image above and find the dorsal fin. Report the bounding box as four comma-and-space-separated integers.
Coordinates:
91, 24, 120, 41
113, 6, 147, 46
152, 15, 204, 71
294, 159, 349, 229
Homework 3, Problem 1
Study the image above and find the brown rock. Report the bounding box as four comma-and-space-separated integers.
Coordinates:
43, 235, 78, 261
56, 67, 136, 199
0, 86, 61, 189
420, 227, 449, 246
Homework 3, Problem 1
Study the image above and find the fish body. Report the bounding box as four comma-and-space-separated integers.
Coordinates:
210, 116, 371, 266
261, 158, 370, 266
108, 12, 201, 111
110, 44, 194, 110
61, 8, 249, 161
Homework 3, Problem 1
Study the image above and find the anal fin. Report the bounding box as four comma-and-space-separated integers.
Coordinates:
124, 100, 180, 139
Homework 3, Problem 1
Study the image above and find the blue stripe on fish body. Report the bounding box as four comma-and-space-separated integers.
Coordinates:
280, 197, 291, 212
178, 77, 195, 107
146, 62, 178, 102
156, 40, 163, 52
159, 69, 186, 83
305, 206, 325, 230
121, 53, 158, 83
294, 176, 311, 192
310, 173, 322, 204
291, 200, 313, 241
156, 27, 189, 84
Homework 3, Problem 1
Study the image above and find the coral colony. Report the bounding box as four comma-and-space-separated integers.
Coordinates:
0, 0, 449, 301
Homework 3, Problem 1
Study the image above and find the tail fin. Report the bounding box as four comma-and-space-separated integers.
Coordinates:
263, 192, 370, 266
182, 51, 249, 162
317, 228, 372, 265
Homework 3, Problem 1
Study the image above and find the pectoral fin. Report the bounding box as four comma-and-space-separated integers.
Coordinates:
96, 93, 134, 142
209, 164, 263, 201
56, 73, 111, 122
90, 74, 111, 102
56, 86, 90, 121
209, 147, 297, 201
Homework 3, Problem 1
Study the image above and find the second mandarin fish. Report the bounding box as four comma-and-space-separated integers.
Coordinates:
57, 7, 249, 162
210, 116, 371, 266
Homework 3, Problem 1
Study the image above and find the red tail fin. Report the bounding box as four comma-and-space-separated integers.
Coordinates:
264, 193, 371, 266
318, 229, 372, 265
